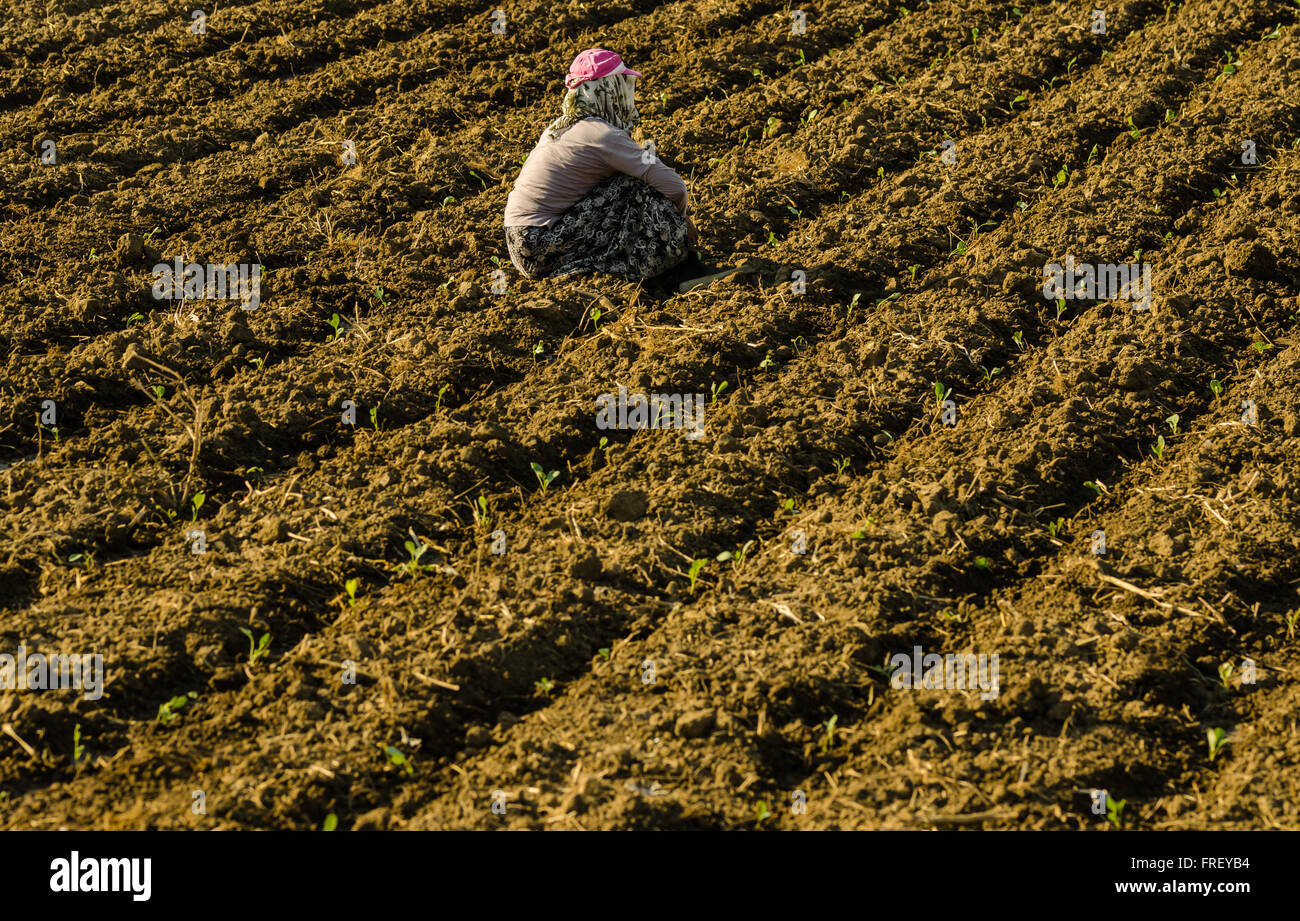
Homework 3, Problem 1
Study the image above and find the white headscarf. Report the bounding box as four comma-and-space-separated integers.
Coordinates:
543, 73, 640, 140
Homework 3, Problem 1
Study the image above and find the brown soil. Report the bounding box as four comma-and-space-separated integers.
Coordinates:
1, 0, 1299, 830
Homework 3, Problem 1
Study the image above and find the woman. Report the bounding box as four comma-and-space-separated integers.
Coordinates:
504, 49, 708, 284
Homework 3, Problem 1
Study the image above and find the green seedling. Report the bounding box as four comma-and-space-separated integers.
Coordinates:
907, 264, 920, 280
531, 341, 544, 361
1251, 340, 1271, 354
1151, 435, 1165, 460
534, 676, 554, 696
1083, 480, 1104, 495
1206, 727, 1228, 761
1218, 662, 1234, 689
597, 648, 611, 661
1210, 379, 1223, 398
755, 800, 772, 826
1166, 413, 1180, 435
1286, 611, 1296, 640
435, 383, 451, 412
190, 491, 205, 521
1047, 517, 1066, 538
1126, 116, 1142, 140
933, 382, 948, 409
1055, 297, 1067, 321
820, 714, 837, 754
1106, 796, 1126, 828
322, 814, 339, 831
157, 691, 198, 725
153, 385, 166, 400
327, 313, 341, 341
344, 577, 360, 607
795, 49, 806, 66
589, 305, 602, 328
687, 558, 707, 594
716, 540, 755, 567
73, 723, 86, 763
1009, 93, 1026, 110
1216, 50, 1241, 80
767, 230, 779, 247
1052, 165, 1068, 190
238, 628, 271, 667
833, 457, 850, 475
248, 356, 264, 371
394, 538, 435, 577
530, 461, 559, 492
782, 498, 795, 513
373, 286, 390, 308
710, 380, 729, 404
981, 365, 1003, 381
369, 406, 379, 431
974, 556, 992, 570
474, 495, 491, 530
381, 744, 414, 776
759, 352, 774, 371
125, 312, 145, 327
1012, 331, 1025, 351
848, 292, 861, 317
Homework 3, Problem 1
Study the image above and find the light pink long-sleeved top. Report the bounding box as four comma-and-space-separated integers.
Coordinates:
504, 117, 688, 227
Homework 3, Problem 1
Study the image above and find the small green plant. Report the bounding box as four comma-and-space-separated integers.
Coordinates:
327, 313, 341, 341
1106, 796, 1126, 828
1126, 116, 1142, 140
1210, 379, 1224, 398
435, 383, 451, 413
1012, 331, 1025, 351
381, 744, 414, 776
687, 558, 706, 594
153, 385, 166, 400
1055, 297, 1067, 321
981, 365, 1003, 381
393, 537, 435, 577
125, 312, 145, 327
847, 292, 861, 318
248, 356, 264, 371
1218, 662, 1234, 690
589, 304, 602, 328
597, 648, 611, 661
1083, 480, 1104, 496
534, 676, 555, 696
1151, 435, 1166, 460
1206, 727, 1228, 761
907, 264, 920, 281
530, 461, 559, 492
759, 352, 774, 371
710, 380, 729, 404
782, 498, 795, 513
833, 457, 850, 475
1047, 517, 1066, 538
322, 813, 339, 831
474, 495, 491, 530
932, 381, 948, 409
1286, 611, 1296, 640
157, 691, 198, 725
715, 540, 755, 567
755, 800, 772, 826
344, 577, 360, 607
73, 723, 86, 763
190, 491, 205, 521
820, 714, 838, 754
1052, 165, 1068, 190
531, 341, 544, 361
767, 230, 778, 247
238, 628, 271, 667
373, 286, 390, 308
369, 406, 379, 431
1166, 413, 1180, 435
974, 556, 992, 570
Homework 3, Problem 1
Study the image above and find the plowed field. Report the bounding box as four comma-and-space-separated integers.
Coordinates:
2, 0, 1299, 830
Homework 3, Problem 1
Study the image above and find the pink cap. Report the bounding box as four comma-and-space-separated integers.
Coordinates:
564, 49, 641, 89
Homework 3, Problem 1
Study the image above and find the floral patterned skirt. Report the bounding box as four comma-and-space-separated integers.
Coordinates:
505, 173, 689, 281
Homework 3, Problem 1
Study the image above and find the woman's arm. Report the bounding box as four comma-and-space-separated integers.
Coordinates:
595, 125, 689, 214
